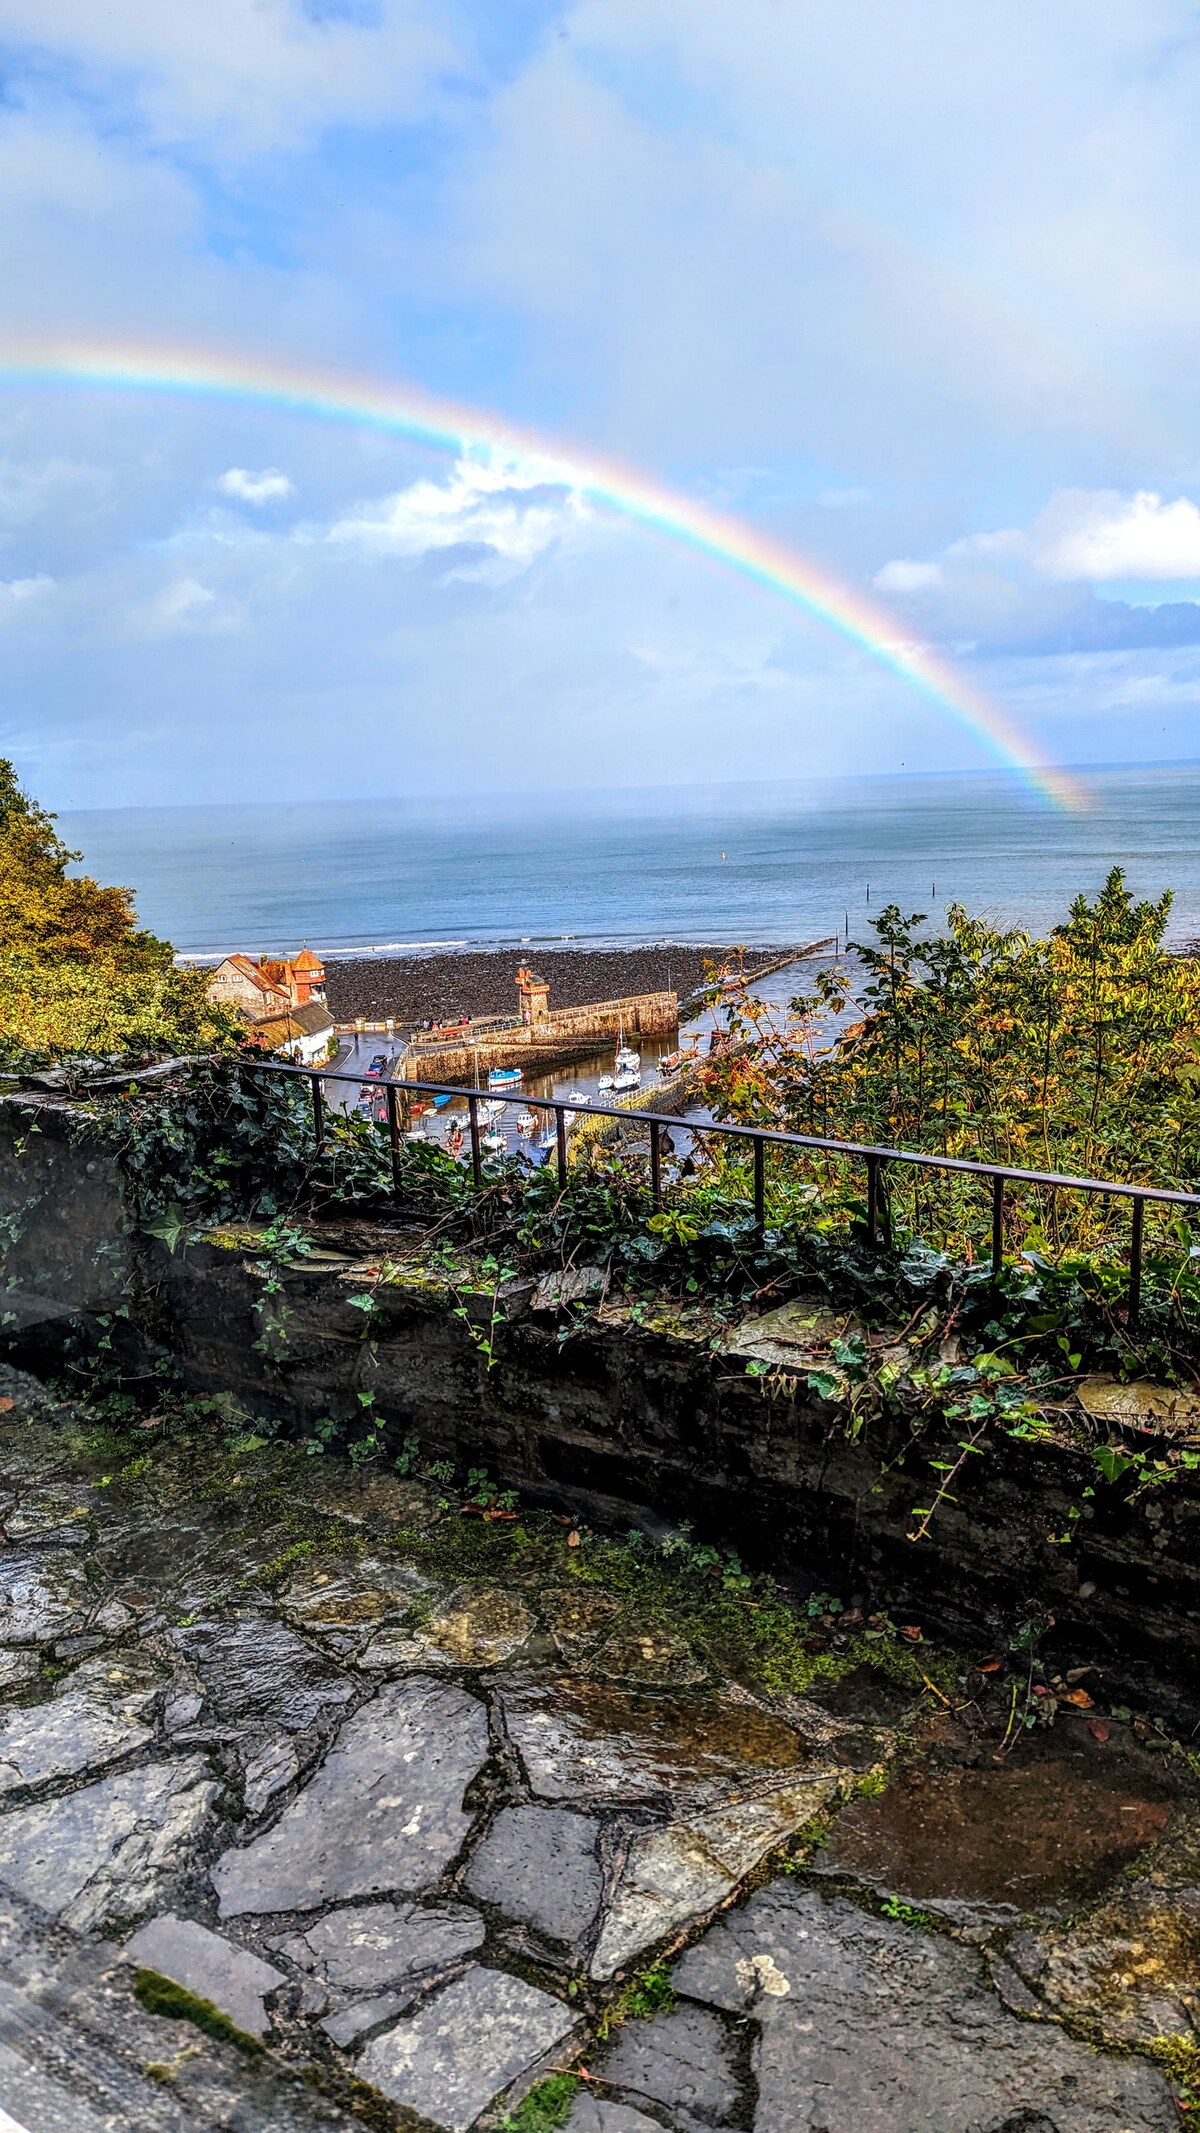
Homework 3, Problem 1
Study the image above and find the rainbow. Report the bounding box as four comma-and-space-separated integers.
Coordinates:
0, 336, 1083, 809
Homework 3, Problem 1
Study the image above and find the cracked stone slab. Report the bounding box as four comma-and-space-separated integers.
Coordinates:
586, 1625, 706, 1689
356, 1967, 578, 2132
211, 1678, 488, 1917
359, 1586, 535, 1673
280, 1555, 437, 1634
670, 1881, 1177, 2130
591, 1779, 837, 1979
276, 1898, 484, 1993
121, 1912, 284, 2038
2, 1484, 101, 1543
541, 1590, 622, 1665
465, 1807, 602, 1946
598, 2002, 742, 2127
500, 1673, 812, 1809
0, 1652, 40, 1693
283, 1466, 441, 1530
0, 1552, 91, 1646
0, 1686, 154, 1798
0, 1756, 219, 1933
242, 1735, 302, 1817
169, 1615, 357, 1733
565, 2100, 663, 2133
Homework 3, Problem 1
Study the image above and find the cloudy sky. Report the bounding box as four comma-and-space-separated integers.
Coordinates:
4, 0, 1200, 808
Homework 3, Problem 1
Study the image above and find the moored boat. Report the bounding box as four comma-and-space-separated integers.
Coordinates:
487, 1065, 523, 1089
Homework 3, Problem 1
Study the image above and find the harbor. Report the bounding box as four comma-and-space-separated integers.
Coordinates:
326, 941, 836, 1160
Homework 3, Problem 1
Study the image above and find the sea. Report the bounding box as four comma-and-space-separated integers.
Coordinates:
59, 764, 1200, 961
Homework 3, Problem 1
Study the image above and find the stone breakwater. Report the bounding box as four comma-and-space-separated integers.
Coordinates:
0, 1368, 1188, 2131
323, 946, 790, 1027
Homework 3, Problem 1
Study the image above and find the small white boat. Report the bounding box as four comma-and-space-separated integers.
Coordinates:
481, 1099, 506, 1124
610, 1068, 642, 1094
404, 1125, 429, 1143
598, 1074, 614, 1093
615, 1045, 641, 1074
488, 1065, 523, 1090
482, 1129, 507, 1154
516, 1109, 538, 1135
565, 1090, 590, 1106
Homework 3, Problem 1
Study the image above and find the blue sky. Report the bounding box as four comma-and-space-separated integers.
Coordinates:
4, 0, 1200, 807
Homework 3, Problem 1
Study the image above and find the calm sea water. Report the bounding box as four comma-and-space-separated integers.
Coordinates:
59, 766, 1200, 958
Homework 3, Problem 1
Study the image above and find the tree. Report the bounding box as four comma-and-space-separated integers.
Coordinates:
0, 758, 238, 1058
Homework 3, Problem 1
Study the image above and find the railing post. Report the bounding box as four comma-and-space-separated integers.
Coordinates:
650, 1120, 662, 1210
311, 1073, 325, 1152
556, 1103, 568, 1185
386, 1082, 402, 1197
753, 1136, 765, 1233
866, 1153, 879, 1245
1129, 1195, 1144, 1327
991, 1173, 1005, 1280
468, 1094, 483, 1189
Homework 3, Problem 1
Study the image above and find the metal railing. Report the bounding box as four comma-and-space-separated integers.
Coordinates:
239, 1058, 1200, 1325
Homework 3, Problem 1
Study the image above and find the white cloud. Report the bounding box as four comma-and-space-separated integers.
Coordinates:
217, 467, 295, 506
0, 0, 462, 157
126, 577, 236, 638
874, 559, 944, 593
1030, 489, 1200, 580
0, 573, 53, 607
323, 453, 587, 576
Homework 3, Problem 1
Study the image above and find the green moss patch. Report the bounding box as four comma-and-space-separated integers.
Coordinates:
132, 1968, 263, 2056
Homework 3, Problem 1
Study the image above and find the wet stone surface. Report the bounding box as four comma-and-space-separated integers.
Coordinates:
356, 1966, 579, 2131
465, 1805, 603, 1948
501, 1673, 814, 1807
211, 1677, 488, 1916
359, 1583, 535, 1671
669, 1882, 1178, 2131
821, 1724, 1180, 1911
122, 1911, 285, 2039
0, 1755, 219, 1932
0, 1367, 1190, 2129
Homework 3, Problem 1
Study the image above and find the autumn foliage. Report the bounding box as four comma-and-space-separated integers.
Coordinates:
0, 759, 238, 1058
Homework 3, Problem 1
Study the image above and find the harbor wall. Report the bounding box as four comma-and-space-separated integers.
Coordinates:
400, 989, 677, 1084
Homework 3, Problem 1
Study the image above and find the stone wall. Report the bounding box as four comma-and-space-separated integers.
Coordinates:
3, 1093, 1200, 1715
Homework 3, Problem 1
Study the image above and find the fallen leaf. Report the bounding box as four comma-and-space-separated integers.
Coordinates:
1032, 1683, 1055, 1698
979, 1658, 1003, 1673
1089, 1719, 1111, 1742
1064, 1687, 1095, 1709
899, 1624, 923, 1642
567, 1530, 581, 1548
484, 1507, 517, 1522
0, 1397, 13, 1413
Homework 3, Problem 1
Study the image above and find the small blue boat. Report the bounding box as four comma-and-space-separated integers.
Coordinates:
487, 1065, 523, 1089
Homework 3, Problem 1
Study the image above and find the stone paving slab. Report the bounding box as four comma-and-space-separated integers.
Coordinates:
0, 1756, 219, 1933
0, 1685, 153, 1797
169, 1617, 357, 1734
0, 1552, 91, 1646
122, 1912, 285, 2038
276, 1897, 485, 1993
564, 2100, 663, 2133
500, 1673, 813, 1808
211, 1679, 488, 1917
669, 1882, 1177, 2131
359, 1585, 536, 1672
592, 1779, 840, 1979
464, 1806, 602, 1947
599, 2002, 743, 2128
356, 1966, 578, 2132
